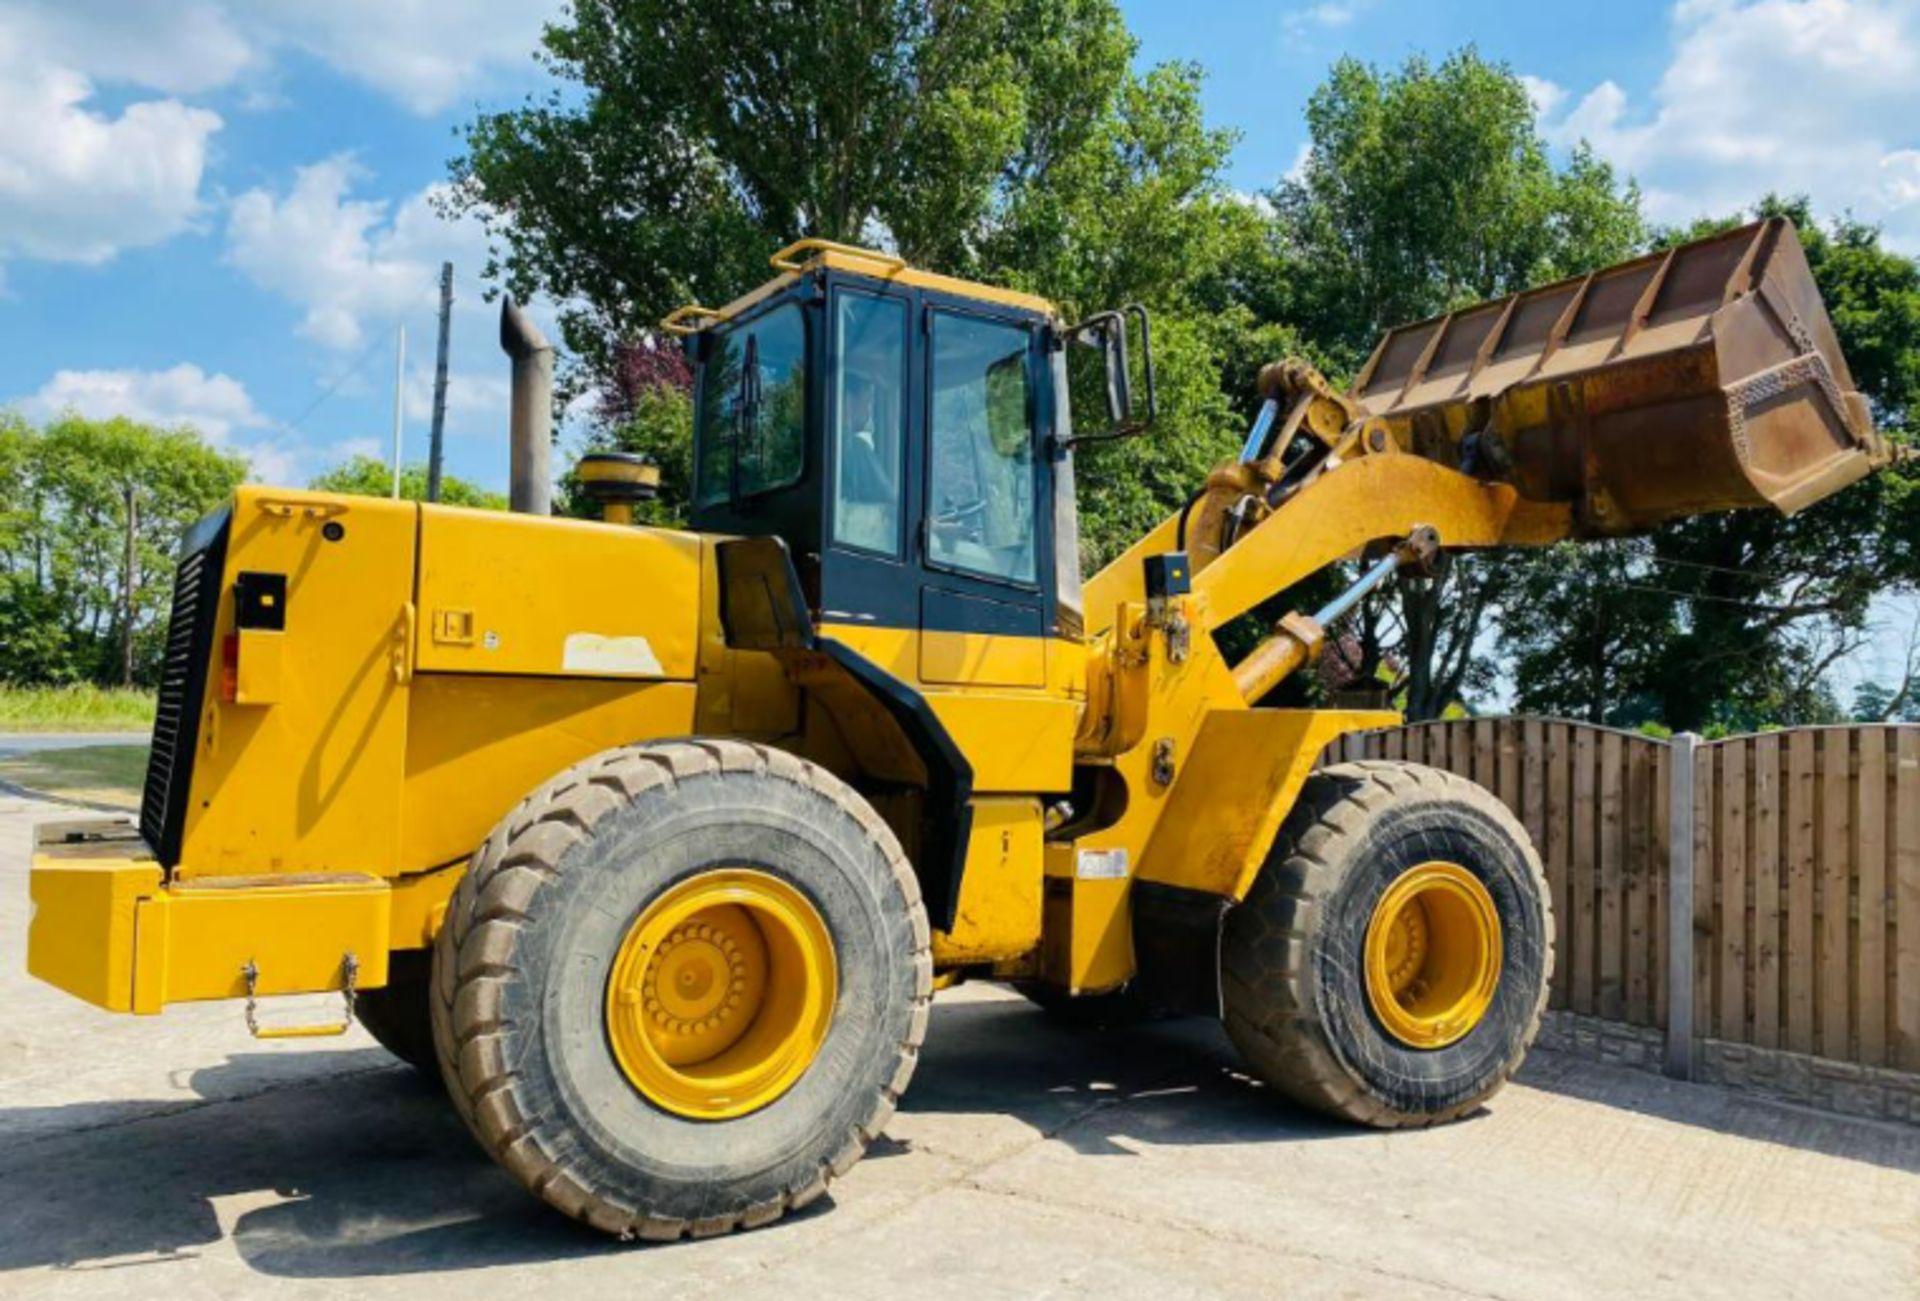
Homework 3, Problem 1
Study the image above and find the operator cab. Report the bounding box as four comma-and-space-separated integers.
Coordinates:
671, 240, 1151, 654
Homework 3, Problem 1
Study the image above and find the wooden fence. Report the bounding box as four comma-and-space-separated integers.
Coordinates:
1323, 719, 1920, 1076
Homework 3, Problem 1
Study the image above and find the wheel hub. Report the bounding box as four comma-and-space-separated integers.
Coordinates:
645, 915, 754, 1045
607, 869, 836, 1120
1363, 861, 1501, 1050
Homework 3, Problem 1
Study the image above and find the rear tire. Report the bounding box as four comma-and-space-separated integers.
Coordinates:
430, 739, 931, 1239
1221, 760, 1551, 1127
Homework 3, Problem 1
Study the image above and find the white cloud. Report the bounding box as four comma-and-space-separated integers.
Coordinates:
3, 1, 255, 96
328, 437, 385, 463
0, 24, 221, 267
239, 1, 557, 116
223, 155, 567, 479
1519, 75, 1566, 121
0, 1, 557, 116
1283, 141, 1313, 185
1227, 189, 1279, 219
1531, 1, 1920, 246
227, 156, 490, 351
240, 442, 305, 487
0, 0, 558, 280
1880, 150, 1920, 208
23, 364, 269, 442
1284, 3, 1363, 35
401, 368, 513, 427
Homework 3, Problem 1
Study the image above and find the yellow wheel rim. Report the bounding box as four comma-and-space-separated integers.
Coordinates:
606, 869, 836, 1120
1363, 862, 1502, 1050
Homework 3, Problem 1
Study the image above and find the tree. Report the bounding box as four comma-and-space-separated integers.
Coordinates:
1272, 50, 1644, 371
447, 0, 1136, 388
1261, 48, 1644, 717
1848, 608, 1920, 722
465, 1, 1255, 566
1503, 198, 1920, 730
1496, 541, 1678, 726
0, 415, 247, 687
562, 338, 695, 527
1852, 681, 1920, 723
308, 457, 508, 510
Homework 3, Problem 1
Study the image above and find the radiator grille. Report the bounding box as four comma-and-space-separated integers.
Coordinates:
138, 510, 228, 866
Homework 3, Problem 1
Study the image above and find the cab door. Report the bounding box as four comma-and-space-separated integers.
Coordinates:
812, 280, 1056, 691
916, 304, 1052, 689
811, 280, 1075, 803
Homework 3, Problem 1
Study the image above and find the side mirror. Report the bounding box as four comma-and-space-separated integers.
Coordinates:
1060, 304, 1156, 449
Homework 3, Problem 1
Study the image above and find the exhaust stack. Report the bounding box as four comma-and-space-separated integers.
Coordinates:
500, 298, 553, 515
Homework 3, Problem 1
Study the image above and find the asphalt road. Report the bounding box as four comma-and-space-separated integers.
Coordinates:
3, 792, 1917, 1298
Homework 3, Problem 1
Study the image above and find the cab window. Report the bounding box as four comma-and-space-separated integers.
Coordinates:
831, 293, 907, 554
694, 303, 807, 506
927, 312, 1037, 584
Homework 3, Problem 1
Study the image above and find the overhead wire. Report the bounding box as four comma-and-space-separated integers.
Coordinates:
1641, 553, 1798, 584
285, 331, 393, 435
1605, 579, 1829, 612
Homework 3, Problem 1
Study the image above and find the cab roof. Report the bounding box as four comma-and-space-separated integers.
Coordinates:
663, 239, 1058, 337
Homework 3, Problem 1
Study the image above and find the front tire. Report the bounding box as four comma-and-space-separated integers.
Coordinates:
431, 739, 931, 1239
1221, 760, 1551, 1127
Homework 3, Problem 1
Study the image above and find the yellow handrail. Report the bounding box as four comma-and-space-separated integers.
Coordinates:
768, 238, 907, 273
660, 304, 728, 336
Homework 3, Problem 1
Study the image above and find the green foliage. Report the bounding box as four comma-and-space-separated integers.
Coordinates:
1073, 312, 1240, 566
475, 1, 1254, 559
447, 0, 1140, 388
1498, 541, 1677, 726
0, 684, 156, 731
0, 414, 246, 688
1273, 49, 1644, 370
1852, 680, 1920, 723
308, 456, 508, 509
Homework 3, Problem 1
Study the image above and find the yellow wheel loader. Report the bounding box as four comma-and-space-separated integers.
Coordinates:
27, 219, 1894, 1239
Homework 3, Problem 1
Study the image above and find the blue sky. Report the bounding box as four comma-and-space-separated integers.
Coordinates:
2, 0, 1916, 694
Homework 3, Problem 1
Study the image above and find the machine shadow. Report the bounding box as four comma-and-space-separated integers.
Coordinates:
9, 991, 1906, 1282
894, 991, 1363, 1156
0, 1058, 612, 1279
0, 993, 1355, 1281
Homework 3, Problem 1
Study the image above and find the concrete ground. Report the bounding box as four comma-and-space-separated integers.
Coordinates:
0, 733, 149, 756
3, 793, 1917, 1299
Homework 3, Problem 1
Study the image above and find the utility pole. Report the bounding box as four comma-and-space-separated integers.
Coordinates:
391, 322, 407, 498
427, 262, 454, 503
121, 483, 137, 688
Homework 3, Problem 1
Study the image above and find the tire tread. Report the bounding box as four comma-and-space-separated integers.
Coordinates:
429, 738, 931, 1240
1222, 760, 1553, 1129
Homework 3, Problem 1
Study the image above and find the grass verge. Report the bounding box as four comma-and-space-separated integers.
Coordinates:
0, 745, 147, 810
0, 685, 156, 732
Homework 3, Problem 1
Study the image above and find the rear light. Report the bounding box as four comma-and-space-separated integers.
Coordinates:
219, 632, 239, 703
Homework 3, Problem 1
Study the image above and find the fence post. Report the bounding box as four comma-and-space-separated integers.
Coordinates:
1666, 732, 1699, 1080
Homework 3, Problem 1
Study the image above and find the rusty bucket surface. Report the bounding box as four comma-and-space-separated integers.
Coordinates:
1350, 218, 1892, 535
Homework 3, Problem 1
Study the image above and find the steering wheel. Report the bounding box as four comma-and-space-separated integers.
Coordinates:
931, 497, 987, 531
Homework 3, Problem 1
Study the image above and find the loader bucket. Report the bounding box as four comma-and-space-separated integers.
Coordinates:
1349, 218, 1892, 535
